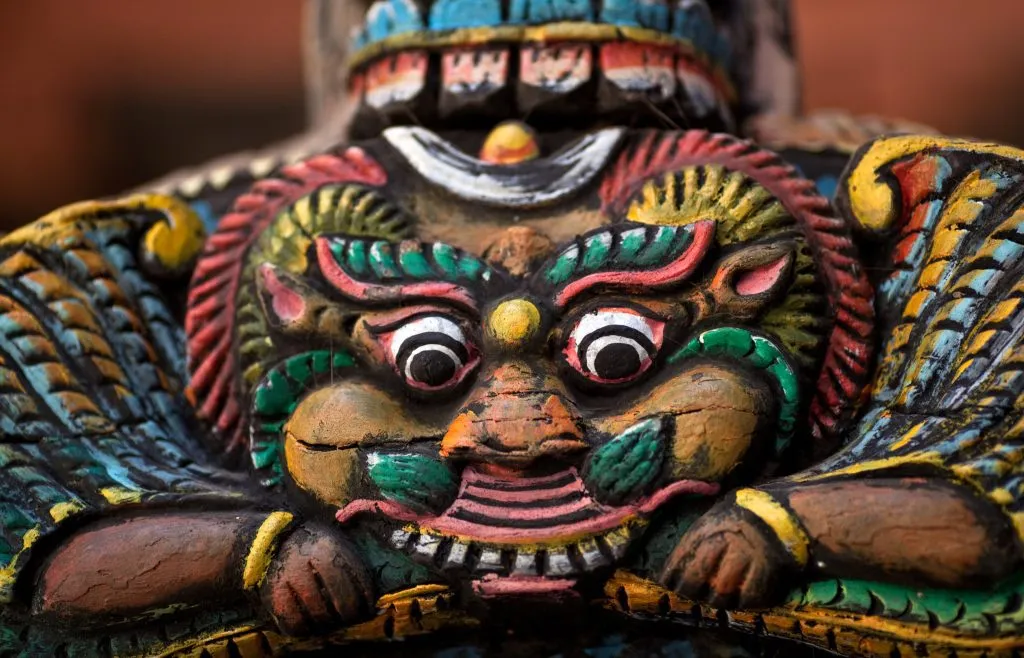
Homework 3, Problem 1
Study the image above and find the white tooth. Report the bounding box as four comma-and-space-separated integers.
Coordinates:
444, 541, 470, 569
603, 527, 633, 560
477, 547, 504, 572
545, 547, 576, 577
577, 538, 609, 571
413, 533, 443, 559
390, 528, 413, 550
513, 550, 538, 576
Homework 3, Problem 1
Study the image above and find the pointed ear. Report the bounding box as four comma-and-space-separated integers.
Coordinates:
257, 264, 309, 328
256, 264, 355, 338
705, 242, 796, 316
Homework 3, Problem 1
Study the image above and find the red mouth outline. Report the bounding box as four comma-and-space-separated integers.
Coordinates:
336, 467, 719, 546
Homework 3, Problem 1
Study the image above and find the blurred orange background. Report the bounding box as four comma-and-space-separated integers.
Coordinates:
1, 1, 1023, 230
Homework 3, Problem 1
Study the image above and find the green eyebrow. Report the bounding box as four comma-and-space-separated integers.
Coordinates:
535, 221, 716, 308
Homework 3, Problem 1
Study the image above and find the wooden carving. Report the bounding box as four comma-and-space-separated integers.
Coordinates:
1, 2, 1022, 657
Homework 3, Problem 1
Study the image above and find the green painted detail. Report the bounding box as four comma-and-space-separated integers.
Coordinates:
367, 452, 458, 514
351, 528, 436, 594
584, 417, 667, 505
346, 240, 369, 275
582, 233, 612, 271
669, 327, 798, 453
250, 349, 356, 485
432, 242, 460, 278
636, 226, 678, 267
399, 245, 433, 279
369, 241, 400, 279
545, 246, 580, 285
456, 253, 484, 280
253, 370, 292, 417
615, 229, 648, 265
332, 351, 356, 369
791, 572, 1024, 636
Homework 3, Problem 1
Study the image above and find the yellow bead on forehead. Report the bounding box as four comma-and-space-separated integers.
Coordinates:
487, 298, 542, 348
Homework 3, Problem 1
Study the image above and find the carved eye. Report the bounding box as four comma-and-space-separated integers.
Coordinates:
564, 308, 665, 385
387, 315, 479, 392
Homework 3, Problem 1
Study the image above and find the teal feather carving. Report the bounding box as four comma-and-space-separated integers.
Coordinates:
366, 452, 459, 514
583, 417, 667, 506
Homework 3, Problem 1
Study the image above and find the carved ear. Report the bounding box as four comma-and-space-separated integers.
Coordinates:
256, 264, 352, 337
706, 242, 796, 314
257, 264, 309, 328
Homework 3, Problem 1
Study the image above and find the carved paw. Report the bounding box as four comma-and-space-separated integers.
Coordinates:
261, 525, 375, 636
659, 505, 790, 610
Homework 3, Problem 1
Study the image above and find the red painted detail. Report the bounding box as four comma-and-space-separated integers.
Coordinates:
600, 42, 676, 99
259, 265, 306, 324
473, 575, 579, 597
442, 47, 509, 92
185, 147, 387, 461
336, 467, 720, 545
555, 220, 715, 309
314, 238, 479, 312
735, 255, 791, 296
598, 131, 877, 447
364, 51, 429, 108
519, 43, 592, 92
563, 307, 665, 386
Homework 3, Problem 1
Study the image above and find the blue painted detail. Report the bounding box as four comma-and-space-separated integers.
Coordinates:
351, 25, 370, 53
815, 175, 838, 201
509, 0, 594, 24
672, 2, 716, 53
429, 0, 502, 30
364, 0, 424, 43
602, 0, 670, 31
189, 200, 219, 235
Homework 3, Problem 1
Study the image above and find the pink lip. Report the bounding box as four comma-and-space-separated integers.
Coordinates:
472, 575, 579, 598
336, 468, 719, 545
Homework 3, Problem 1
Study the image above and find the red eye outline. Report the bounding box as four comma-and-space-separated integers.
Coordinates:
370, 313, 480, 393
563, 307, 665, 386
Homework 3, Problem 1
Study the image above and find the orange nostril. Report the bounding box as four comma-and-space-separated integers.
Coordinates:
439, 411, 478, 459
440, 393, 586, 467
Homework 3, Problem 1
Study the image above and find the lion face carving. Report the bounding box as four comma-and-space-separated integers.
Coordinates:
230, 130, 831, 596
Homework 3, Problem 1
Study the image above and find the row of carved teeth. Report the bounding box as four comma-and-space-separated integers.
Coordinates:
388, 525, 639, 578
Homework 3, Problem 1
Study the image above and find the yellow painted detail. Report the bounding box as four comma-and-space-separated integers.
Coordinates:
889, 419, 928, 452
377, 583, 451, 607
791, 452, 945, 482
479, 121, 541, 165
0, 527, 41, 603
99, 487, 144, 505
845, 136, 1024, 233
138, 194, 208, 275
487, 299, 542, 347
4, 194, 206, 278
243, 511, 295, 590
48, 501, 85, 523
734, 489, 809, 567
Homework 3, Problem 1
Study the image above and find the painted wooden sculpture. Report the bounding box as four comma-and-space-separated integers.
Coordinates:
1, 2, 1022, 657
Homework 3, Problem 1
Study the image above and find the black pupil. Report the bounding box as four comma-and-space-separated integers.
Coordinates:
593, 343, 643, 380
408, 349, 458, 386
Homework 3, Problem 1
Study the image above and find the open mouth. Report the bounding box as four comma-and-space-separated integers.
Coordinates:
337, 466, 718, 591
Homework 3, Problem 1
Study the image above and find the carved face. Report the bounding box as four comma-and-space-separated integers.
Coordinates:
187, 126, 852, 595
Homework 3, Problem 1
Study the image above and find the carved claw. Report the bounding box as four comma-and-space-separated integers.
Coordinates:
659, 503, 793, 610
261, 524, 375, 637
583, 417, 668, 506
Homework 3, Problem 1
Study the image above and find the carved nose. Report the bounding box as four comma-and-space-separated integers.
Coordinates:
440, 362, 586, 468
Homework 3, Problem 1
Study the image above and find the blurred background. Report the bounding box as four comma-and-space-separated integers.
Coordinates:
2, 0, 1023, 230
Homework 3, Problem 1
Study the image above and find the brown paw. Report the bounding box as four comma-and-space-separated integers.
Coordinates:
659, 505, 790, 610
260, 524, 375, 636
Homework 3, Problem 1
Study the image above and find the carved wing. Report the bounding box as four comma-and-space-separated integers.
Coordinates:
0, 196, 250, 606
802, 137, 1024, 517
